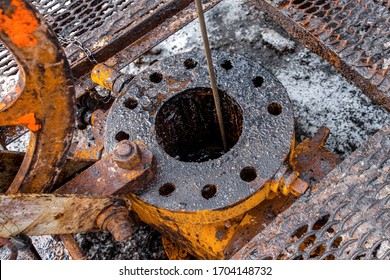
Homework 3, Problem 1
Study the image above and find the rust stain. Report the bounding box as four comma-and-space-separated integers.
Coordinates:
0, 0, 39, 48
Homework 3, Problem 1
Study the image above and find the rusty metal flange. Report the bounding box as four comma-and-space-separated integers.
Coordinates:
105, 51, 294, 223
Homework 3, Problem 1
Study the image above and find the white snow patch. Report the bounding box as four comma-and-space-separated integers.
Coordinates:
260, 28, 295, 52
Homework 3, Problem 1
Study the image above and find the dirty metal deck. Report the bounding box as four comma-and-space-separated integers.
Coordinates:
251, 0, 390, 111
233, 124, 390, 260
0, 0, 222, 96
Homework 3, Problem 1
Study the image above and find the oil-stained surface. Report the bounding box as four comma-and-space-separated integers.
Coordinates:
251, 0, 390, 111
233, 125, 390, 260
155, 88, 243, 162
104, 51, 295, 213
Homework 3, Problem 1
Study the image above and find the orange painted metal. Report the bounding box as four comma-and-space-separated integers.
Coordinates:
0, 0, 75, 193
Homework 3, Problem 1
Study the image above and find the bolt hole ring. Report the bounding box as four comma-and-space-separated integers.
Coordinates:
149, 72, 163, 83
202, 184, 217, 199
240, 166, 257, 182
267, 102, 283, 116
159, 183, 176, 196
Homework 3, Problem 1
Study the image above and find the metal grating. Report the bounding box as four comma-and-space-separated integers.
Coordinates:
1, 0, 221, 96
251, 0, 390, 111
0, 44, 18, 78
0, 0, 166, 77
233, 124, 390, 260
33, 0, 138, 47
30, 0, 167, 64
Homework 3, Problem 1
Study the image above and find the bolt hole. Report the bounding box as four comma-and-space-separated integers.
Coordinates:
299, 234, 316, 251
124, 98, 138, 110
252, 76, 264, 87
324, 254, 336, 260
291, 225, 308, 239
240, 166, 257, 182
202, 184, 217, 199
115, 131, 130, 142
221, 60, 233, 70
331, 236, 343, 248
184, 58, 197, 69
310, 244, 326, 258
267, 102, 283, 116
149, 72, 163, 83
312, 214, 330, 230
159, 183, 176, 196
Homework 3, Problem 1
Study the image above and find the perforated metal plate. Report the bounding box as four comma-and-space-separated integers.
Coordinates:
233, 124, 390, 260
0, 0, 221, 86
252, 0, 390, 111
104, 51, 294, 213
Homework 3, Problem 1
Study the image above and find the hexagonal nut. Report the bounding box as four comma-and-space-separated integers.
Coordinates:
96, 205, 134, 242
113, 140, 142, 170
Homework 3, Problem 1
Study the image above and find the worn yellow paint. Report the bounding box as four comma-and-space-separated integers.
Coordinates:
91, 64, 116, 90
130, 177, 301, 259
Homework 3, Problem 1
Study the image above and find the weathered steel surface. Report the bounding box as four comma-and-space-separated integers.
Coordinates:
0, 151, 23, 193
73, 109, 107, 161
0, 0, 222, 97
56, 141, 156, 196
0, 150, 94, 193
233, 124, 390, 260
251, 0, 390, 111
105, 51, 294, 216
103, 51, 295, 259
0, 194, 130, 237
0, 237, 18, 259
75, 0, 222, 96
0, 0, 75, 193
290, 126, 341, 185
0, 0, 222, 148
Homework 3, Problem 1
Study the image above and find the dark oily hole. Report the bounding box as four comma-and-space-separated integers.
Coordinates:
221, 60, 233, 70
124, 98, 138, 109
252, 76, 264, 87
115, 131, 130, 141
184, 58, 197, 69
155, 87, 243, 162
202, 184, 217, 199
240, 166, 257, 182
267, 102, 283, 116
159, 183, 175, 196
149, 72, 163, 83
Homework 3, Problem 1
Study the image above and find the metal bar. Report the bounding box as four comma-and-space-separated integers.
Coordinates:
195, 0, 227, 152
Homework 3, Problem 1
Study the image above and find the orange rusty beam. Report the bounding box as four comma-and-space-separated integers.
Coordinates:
0, 0, 75, 193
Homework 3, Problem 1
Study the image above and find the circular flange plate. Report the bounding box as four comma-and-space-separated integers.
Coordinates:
105, 52, 294, 213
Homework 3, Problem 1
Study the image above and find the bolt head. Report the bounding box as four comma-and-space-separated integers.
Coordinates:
113, 141, 142, 170
114, 141, 133, 157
